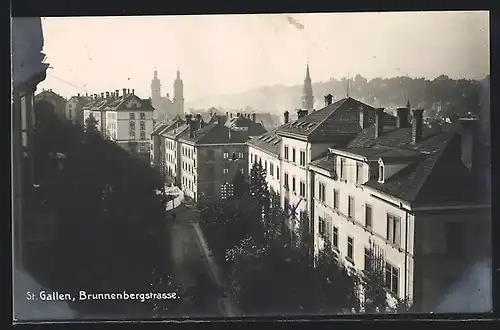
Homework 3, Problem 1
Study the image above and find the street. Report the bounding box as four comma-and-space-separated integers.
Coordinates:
166, 204, 223, 318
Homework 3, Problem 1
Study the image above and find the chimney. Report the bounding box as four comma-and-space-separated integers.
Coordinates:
237, 112, 241, 117
116, 89, 120, 96
101, 92, 104, 99
127, 89, 130, 94
375, 108, 385, 138
106, 92, 110, 99
230, 113, 233, 119
297, 109, 308, 119
228, 128, 232, 142
324, 94, 333, 106
77, 93, 80, 97
123, 88, 127, 96
284, 111, 290, 124
186, 114, 194, 138
459, 118, 481, 171
359, 107, 369, 130
252, 113, 256, 122
85, 93, 88, 97
132, 89, 135, 95
396, 107, 410, 128
412, 109, 424, 144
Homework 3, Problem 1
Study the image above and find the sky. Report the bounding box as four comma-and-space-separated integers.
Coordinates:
37, 11, 490, 101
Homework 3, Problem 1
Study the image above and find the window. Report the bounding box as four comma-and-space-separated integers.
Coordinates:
378, 162, 385, 183
129, 113, 135, 120
270, 163, 274, 176
232, 152, 237, 161
223, 168, 229, 175
333, 189, 339, 209
292, 176, 296, 192
129, 121, 136, 129
284, 145, 289, 160
300, 150, 306, 166
223, 152, 229, 159
365, 204, 372, 228
318, 182, 326, 203
364, 248, 371, 271
140, 131, 146, 140
284, 173, 289, 190
292, 148, 296, 163
129, 131, 136, 140
299, 180, 306, 197
140, 121, 146, 130
348, 195, 355, 218
265, 161, 268, 172
318, 216, 326, 238
332, 226, 339, 249
347, 236, 354, 261
276, 167, 280, 180
68, 109, 72, 119
385, 263, 399, 295
356, 162, 362, 184
340, 158, 346, 179
386, 214, 401, 246
140, 112, 146, 120
238, 152, 244, 158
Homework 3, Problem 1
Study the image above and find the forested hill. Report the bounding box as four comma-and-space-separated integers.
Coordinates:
186, 74, 489, 120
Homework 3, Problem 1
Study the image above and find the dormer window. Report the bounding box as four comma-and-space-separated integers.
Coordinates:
378, 159, 385, 183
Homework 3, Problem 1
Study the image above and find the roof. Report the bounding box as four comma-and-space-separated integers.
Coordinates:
247, 128, 282, 156
312, 123, 479, 205
83, 93, 155, 112
224, 116, 267, 136
68, 96, 92, 106
276, 97, 396, 141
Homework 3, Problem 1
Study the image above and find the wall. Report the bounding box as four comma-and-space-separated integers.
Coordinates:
179, 143, 197, 200
413, 208, 491, 312
196, 144, 247, 201
248, 146, 281, 196
312, 167, 415, 303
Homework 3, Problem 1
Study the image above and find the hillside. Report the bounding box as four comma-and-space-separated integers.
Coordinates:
185, 75, 489, 120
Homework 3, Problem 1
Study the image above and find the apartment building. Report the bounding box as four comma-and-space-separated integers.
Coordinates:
274, 96, 396, 235
308, 108, 490, 311
157, 113, 266, 201
65, 93, 91, 125
150, 116, 185, 181
34, 89, 67, 118
247, 129, 282, 196
83, 88, 155, 158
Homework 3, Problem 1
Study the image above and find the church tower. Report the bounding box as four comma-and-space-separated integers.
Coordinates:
173, 68, 184, 116
302, 63, 314, 111
151, 69, 161, 106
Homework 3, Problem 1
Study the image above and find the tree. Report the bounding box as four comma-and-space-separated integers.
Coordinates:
362, 241, 389, 313
84, 113, 99, 133
30, 108, 179, 316
232, 169, 249, 199
249, 159, 270, 217
315, 239, 361, 314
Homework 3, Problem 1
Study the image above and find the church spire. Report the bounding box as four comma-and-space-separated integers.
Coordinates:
176, 67, 181, 80
154, 69, 158, 79
346, 72, 351, 98
302, 61, 314, 111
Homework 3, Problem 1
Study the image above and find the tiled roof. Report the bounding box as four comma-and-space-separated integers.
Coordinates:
83, 94, 155, 112
276, 97, 396, 141
224, 116, 267, 136
312, 123, 478, 205
247, 128, 282, 157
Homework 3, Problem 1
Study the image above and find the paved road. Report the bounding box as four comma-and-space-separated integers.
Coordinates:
167, 205, 223, 318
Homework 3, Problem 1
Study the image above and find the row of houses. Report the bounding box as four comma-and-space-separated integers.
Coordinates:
247, 95, 490, 312
150, 112, 266, 201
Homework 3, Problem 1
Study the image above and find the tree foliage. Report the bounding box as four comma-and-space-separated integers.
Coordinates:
29, 105, 181, 316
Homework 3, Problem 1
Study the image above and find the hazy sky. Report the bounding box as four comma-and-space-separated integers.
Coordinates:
37, 11, 489, 100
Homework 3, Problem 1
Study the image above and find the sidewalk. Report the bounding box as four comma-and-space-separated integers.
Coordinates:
186, 206, 240, 317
